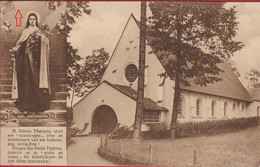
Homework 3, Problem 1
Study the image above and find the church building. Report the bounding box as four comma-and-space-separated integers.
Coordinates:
72, 14, 259, 135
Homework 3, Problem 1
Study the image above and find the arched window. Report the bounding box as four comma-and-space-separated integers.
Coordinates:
211, 100, 216, 116
237, 102, 240, 110
233, 103, 236, 111
224, 102, 228, 116
177, 97, 184, 116
125, 64, 138, 82
257, 106, 260, 117
158, 85, 164, 102
196, 98, 201, 116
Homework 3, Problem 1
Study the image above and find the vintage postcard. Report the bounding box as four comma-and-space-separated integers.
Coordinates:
1, 1, 260, 166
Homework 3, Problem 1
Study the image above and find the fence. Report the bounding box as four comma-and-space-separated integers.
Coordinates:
99, 137, 201, 166
98, 132, 260, 167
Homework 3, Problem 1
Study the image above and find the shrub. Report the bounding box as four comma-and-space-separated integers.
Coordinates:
141, 117, 260, 139
66, 126, 78, 147
176, 117, 260, 138
142, 121, 170, 139
109, 125, 132, 139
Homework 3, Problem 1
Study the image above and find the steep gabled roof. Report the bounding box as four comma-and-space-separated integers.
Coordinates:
179, 62, 252, 102
131, 14, 252, 102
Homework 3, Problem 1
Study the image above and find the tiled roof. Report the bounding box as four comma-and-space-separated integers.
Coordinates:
132, 14, 252, 102
248, 88, 260, 101
104, 81, 168, 111
179, 62, 252, 102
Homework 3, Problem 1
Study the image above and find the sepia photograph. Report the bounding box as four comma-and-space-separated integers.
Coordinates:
1, 1, 260, 166
1, 1, 67, 127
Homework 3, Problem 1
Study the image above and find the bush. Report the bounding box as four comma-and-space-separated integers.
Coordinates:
176, 117, 260, 138
66, 125, 79, 147
109, 125, 132, 139
142, 121, 170, 139
141, 117, 260, 139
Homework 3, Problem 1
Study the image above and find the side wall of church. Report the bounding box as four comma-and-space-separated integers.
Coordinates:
160, 87, 255, 125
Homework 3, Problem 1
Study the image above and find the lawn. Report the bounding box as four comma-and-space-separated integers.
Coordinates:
104, 125, 260, 167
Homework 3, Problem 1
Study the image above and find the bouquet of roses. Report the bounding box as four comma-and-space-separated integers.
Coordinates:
26, 24, 52, 52
26, 30, 41, 51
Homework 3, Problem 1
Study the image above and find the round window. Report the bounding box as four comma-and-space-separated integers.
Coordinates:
125, 64, 138, 82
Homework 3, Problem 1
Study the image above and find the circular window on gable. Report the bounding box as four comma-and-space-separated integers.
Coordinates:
125, 64, 138, 82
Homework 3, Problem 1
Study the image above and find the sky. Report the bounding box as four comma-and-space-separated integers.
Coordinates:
68, 2, 260, 87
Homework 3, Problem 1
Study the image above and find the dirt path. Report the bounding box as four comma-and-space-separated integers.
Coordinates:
67, 135, 115, 166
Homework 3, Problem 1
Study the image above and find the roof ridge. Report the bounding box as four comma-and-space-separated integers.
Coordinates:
131, 13, 140, 28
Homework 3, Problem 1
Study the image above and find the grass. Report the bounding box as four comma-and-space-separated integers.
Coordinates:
105, 125, 260, 167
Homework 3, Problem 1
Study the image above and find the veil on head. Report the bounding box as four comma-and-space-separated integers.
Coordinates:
24, 11, 41, 24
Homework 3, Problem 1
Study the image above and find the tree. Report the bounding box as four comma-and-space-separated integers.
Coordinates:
48, 1, 91, 26
245, 69, 260, 89
133, 1, 147, 141
148, 2, 243, 138
66, 42, 82, 107
74, 48, 109, 97
47, 1, 92, 104
226, 59, 240, 78
47, 1, 91, 78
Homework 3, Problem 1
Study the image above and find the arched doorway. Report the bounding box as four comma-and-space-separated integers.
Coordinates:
91, 105, 118, 134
